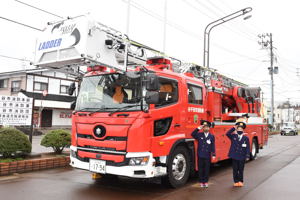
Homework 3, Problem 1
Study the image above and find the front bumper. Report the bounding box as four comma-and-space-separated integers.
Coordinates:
69, 146, 167, 178
281, 130, 295, 135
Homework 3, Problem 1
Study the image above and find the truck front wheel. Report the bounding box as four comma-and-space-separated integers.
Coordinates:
162, 146, 190, 188
250, 139, 258, 160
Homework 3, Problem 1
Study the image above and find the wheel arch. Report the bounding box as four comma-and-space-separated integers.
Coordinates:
167, 139, 195, 171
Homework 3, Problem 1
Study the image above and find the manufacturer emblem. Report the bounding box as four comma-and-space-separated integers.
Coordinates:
93, 125, 106, 138
96, 128, 101, 135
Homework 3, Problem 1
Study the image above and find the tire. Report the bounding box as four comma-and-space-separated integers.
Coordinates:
250, 139, 258, 160
162, 146, 191, 188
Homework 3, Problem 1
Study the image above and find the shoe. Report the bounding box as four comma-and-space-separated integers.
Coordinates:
238, 182, 244, 187
200, 183, 204, 188
233, 183, 239, 187
204, 183, 209, 188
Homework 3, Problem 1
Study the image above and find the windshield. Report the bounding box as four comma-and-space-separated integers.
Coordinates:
283, 122, 295, 128
75, 73, 144, 112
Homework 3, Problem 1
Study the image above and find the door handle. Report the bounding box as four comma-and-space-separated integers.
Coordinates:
174, 124, 181, 128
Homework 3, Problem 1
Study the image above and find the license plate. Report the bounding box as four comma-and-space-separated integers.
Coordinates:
89, 159, 106, 174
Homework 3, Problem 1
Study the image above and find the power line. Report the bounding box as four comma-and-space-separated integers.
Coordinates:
0, 16, 43, 31
126, 0, 261, 64
14, 0, 63, 19
213, 56, 265, 67
0, 54, 31, 62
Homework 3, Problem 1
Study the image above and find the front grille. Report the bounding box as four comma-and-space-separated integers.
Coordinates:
76, 150, 129, 166
77, 145, 126, 155
77, 133, 127, 141
84, 145, 116, 152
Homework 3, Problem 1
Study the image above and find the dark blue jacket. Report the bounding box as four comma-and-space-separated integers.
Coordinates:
191, 128, 216, 158
226, 127, 250, 161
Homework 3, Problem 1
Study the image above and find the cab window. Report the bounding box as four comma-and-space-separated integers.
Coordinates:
155, 78, 178, 107
187, 84, 203, 105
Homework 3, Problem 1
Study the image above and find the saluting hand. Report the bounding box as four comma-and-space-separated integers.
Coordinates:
198, 125, 203, 130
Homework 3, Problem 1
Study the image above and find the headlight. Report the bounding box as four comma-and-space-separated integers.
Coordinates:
129, 157, 149, 166
70, 150, 77, 158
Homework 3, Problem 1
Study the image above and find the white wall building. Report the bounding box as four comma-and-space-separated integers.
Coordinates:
0, 69, 78, 128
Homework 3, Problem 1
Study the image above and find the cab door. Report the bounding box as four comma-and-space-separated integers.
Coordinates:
185, 83, 206, 135
150, 75, 183, 157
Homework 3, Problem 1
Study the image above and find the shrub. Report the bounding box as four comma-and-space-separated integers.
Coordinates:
41, 129, 71, 154
0, 128, 32, 158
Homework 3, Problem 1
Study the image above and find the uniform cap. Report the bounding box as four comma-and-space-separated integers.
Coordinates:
201, 120, 212, 127
235, 121, 246, 129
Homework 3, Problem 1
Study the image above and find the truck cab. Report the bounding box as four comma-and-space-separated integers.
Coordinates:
69, 58, 205, 188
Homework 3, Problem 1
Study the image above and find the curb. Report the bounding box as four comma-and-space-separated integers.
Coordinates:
0, 156, 70, 176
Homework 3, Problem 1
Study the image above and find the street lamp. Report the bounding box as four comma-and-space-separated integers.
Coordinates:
203, 7, 252, 68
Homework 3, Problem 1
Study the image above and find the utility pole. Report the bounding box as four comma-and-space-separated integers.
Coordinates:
163, 0, 168, 52
258, 33, 278, 129
126, 0, 131, 35
287, 98, 290, 122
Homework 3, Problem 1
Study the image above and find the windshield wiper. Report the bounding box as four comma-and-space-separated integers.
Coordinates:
73, 108, 92, 114
108, 105, 139, 116
88, 106, 116, 116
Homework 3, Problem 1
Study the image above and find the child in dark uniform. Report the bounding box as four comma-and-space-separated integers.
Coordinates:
226, 121, 250, 187
191, 120, 216, 188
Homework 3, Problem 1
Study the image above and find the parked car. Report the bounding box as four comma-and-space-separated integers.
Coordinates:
280, 122, 298, 136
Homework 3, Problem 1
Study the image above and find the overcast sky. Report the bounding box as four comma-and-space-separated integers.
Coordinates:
0, 0, 300, 104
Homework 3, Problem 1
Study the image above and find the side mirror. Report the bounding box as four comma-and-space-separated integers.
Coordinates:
68, 82, 76, 96
70, 101, 76, 110
145, 91, 159, 104
146, 73, 159, 91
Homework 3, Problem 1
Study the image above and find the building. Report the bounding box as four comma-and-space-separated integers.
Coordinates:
0, 68, 78, 128
275, 101, 300, 129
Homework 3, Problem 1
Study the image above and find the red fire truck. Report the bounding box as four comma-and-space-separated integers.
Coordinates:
34, 15, 268, 188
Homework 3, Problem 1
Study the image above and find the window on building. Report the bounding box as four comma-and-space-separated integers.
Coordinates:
187, 84, 203, 105
0, 79, 8, 89
34, 82, 48, 91
11, 81, 21, 92
60, 85, 69, 94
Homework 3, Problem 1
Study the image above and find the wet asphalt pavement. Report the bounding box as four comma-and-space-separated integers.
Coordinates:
1, 134, 300, 200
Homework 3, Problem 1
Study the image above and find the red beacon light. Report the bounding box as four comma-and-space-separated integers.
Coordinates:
87, 65, 107, 72
184, 72, 194, 78
146, 57, 172, 70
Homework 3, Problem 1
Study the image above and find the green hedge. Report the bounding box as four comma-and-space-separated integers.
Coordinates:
41, 129, 71, 154
0, 128, 32, 158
